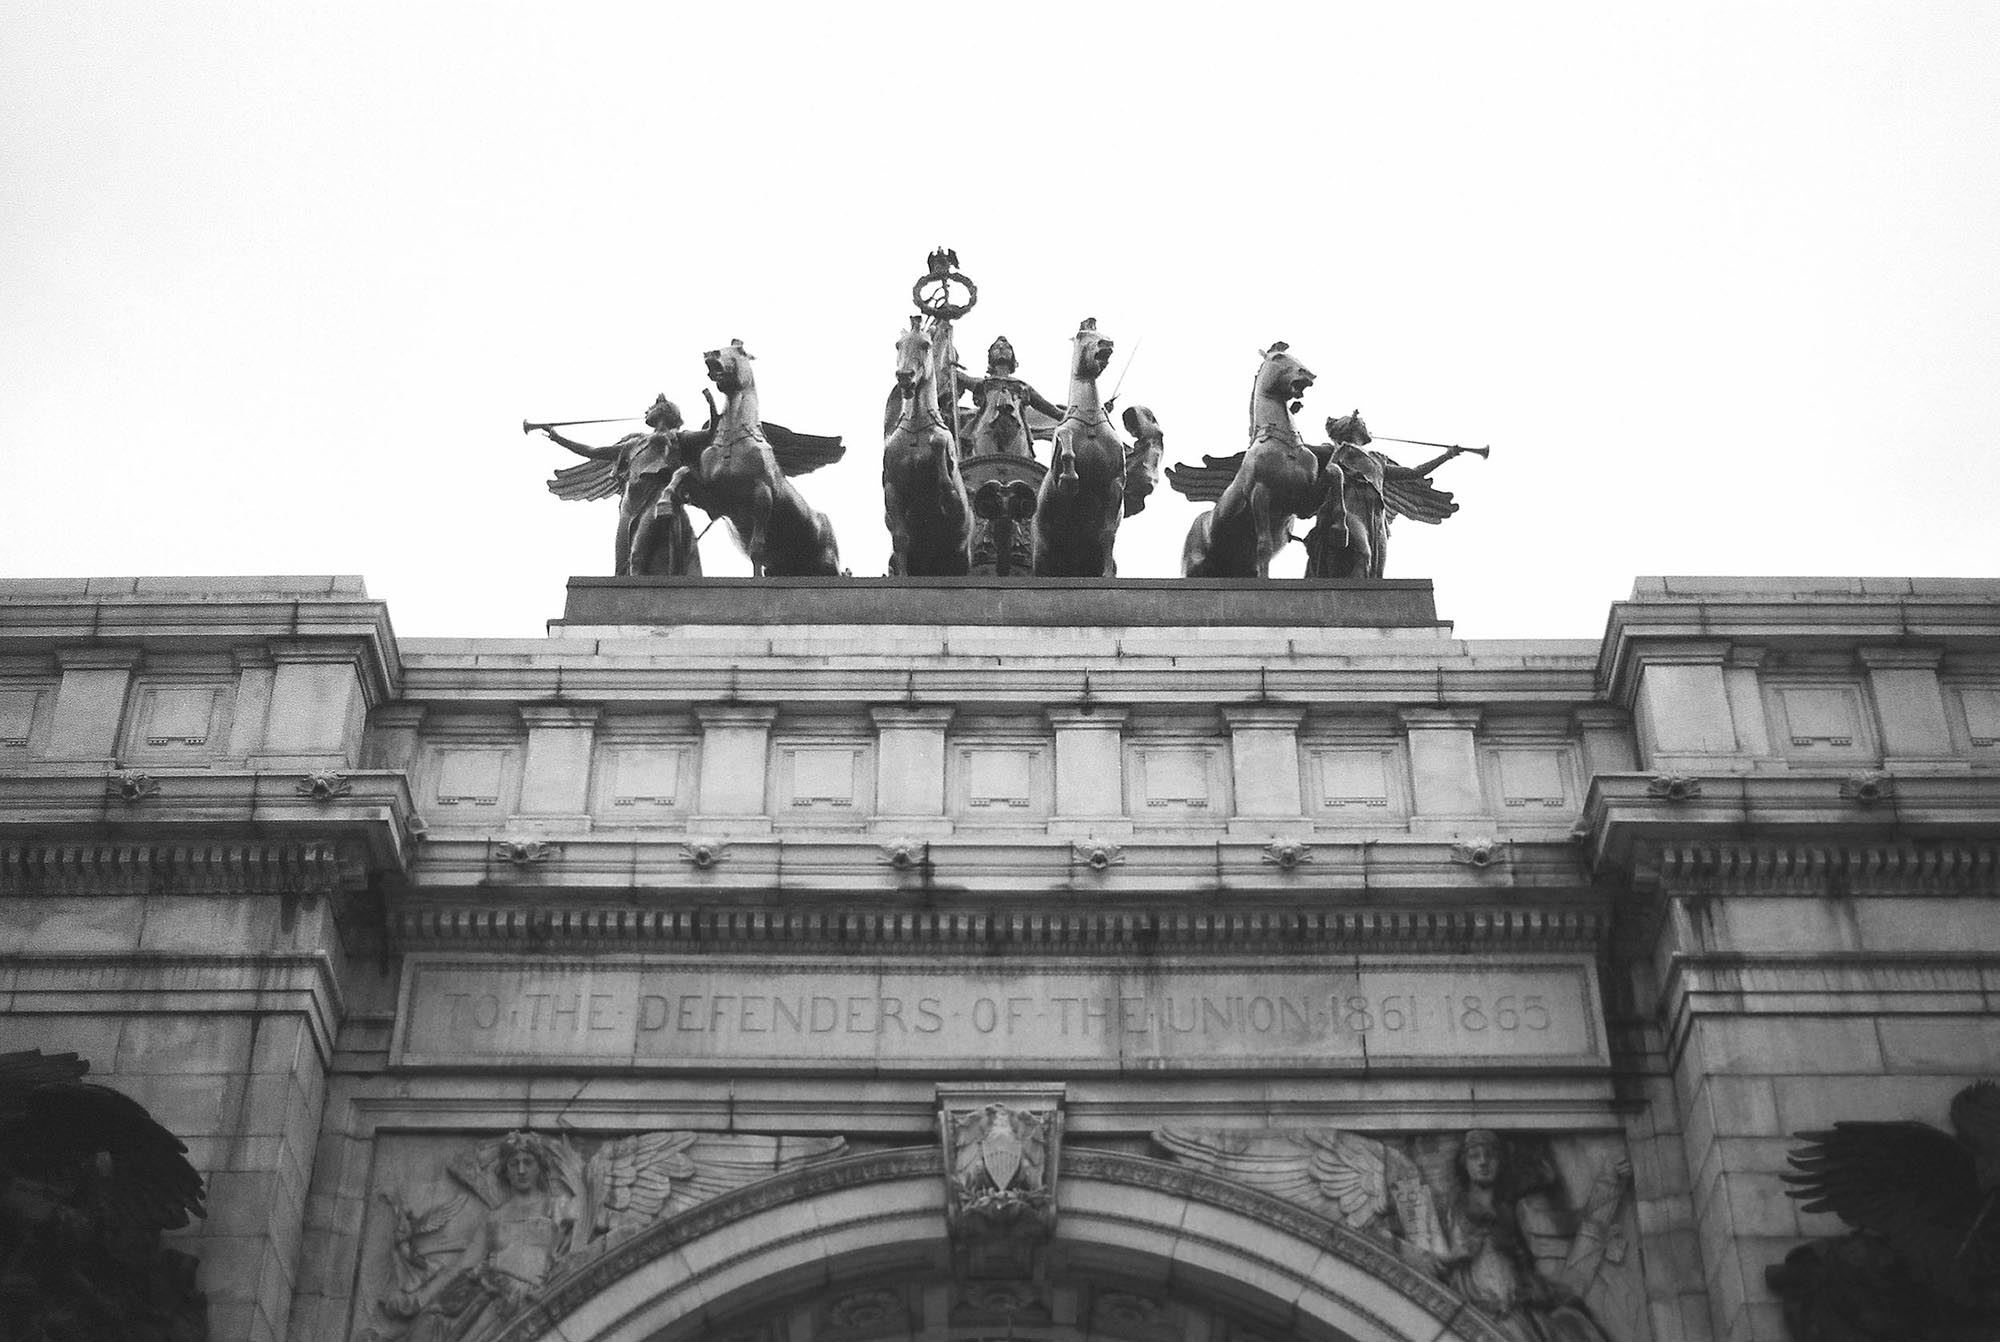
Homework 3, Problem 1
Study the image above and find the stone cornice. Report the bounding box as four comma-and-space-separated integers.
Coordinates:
1595, 577, 2000, 703
0, 576, 403, 705
1579, 771, 2000, 886
392, 660, 1601, 711
0, 769, 417, 877
394, 833, 1596, 898
388, 901, 1608, 955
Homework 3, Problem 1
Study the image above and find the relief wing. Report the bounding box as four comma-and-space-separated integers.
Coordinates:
9, 1077, 208, 1232
1303, 1130, 1412, 1230
546, 457, 622, 502
1164, 455, 1245, 505
446, 1137, 508, 1209
1379, 462, 1458, 525
664, 1134, 848, 1219
760, 422, 846, 476
1784, 1120, 1983, 1264
1152, 1127, 1321, 1209
586, 1131, 697, 1236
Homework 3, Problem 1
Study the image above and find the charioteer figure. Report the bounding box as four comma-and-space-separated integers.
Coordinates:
956, 335, 1065, 460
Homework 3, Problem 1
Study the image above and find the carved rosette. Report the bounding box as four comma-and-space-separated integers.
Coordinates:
938, 1084, 1065, 1281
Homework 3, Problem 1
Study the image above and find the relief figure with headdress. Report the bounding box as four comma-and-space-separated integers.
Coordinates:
1153, 1126, 1637, 1342
366, 1128, 846, 1342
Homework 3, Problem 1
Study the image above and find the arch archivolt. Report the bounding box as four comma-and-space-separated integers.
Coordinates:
493, 1148, 1506, 1342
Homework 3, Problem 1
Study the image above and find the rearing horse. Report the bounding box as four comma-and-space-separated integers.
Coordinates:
1031, 319, 1124, 577
882, 316, 972, 576
1179, 342, 1325, 578
670, 340, 842, 577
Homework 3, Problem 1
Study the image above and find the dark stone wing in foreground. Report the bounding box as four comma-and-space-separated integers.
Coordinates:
1783, 1119, 1985, 1267
762, 423, 845, 476
1165, 455, 1245, 505
0, 1048, 207, 1232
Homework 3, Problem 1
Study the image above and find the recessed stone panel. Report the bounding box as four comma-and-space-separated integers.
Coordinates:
1767, 683, 1871, 758
1303, 747, 1406, 820
1126, 744, 1226, 818
778, 744, 871, 816
0, 686, 46, 751
593, 744, 691, 816
125, 682, 231, 760
952, 743, 1049, 819
423, 745, 519, 820
1482, 746, 1576, 819
1957, 685, 2000, 750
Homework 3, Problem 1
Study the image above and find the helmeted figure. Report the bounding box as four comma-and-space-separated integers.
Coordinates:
541, 395, 703, 577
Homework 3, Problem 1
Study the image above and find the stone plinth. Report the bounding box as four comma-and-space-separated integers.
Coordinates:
560, 576, 1443, 627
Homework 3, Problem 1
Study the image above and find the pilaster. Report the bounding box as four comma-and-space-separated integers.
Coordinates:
515, 704, 600, 825
1221, 704, 1304, 834
1047, 706, 1130, 836
46, 646, 141, 761
692, 704, 776, 832
870, 705, 955, 836
254, 639, 371, 770
1857, 646, 1958, 771
1398, 706, 1485, 835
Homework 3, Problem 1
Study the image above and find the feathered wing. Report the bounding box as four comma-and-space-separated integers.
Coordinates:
1152, 1127, 1323, 1210
446, 1137, 507, 1210
584, 1132, 697, 1238
546, 457, 622, 502
1164, 455, 1246, 505
13, 1080, 208, 1232
1784, 1119, 1987, 1266
1379, 462, 1458, 525
951, 1110, 993, 1187
761, 422, 846, 476
1304, 1129, 1403, 1229
660, 1134, 847, 1220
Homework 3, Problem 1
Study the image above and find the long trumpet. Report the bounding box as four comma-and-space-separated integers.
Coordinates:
522, 416, 640, 434
1372, 435, 1491, 458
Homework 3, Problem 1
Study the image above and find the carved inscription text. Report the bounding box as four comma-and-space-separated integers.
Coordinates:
395, 957, 1603, 1072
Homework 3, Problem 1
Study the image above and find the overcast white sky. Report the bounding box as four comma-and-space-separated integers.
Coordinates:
5, 4, 1995, 640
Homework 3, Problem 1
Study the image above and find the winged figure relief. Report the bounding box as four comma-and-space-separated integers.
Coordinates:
1152, 1126, 1443, 1251
373, 1130, 846, 1341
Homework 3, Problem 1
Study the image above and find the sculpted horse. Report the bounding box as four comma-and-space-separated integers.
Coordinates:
882, 317, 972, 576
670, 339, 843, 577
1303, 411, 1471, 579
1166, 343, 1325, 578
1031, 319, 1127, 577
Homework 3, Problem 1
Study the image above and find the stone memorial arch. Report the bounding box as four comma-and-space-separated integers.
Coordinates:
1, 255, 1995, 1342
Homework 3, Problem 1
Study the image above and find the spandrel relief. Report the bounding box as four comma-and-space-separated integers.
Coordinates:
1154, 1127, 1641, 1342
363, 1129, 846, 1342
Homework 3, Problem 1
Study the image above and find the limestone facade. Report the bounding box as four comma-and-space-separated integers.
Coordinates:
0, 574, 1995, 1342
